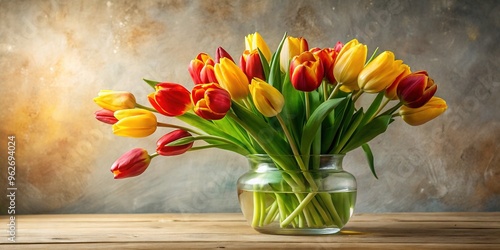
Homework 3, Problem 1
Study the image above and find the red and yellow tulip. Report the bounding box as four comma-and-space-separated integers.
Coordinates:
289, 51, 324, 92
192, 83, 231, 120
148, 82, 192, 116
111, 148, 151, 179
188, 53, 218, 85
94, 109, 118, 124
156, 130, 194, 156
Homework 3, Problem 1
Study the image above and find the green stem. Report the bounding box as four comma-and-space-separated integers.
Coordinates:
380, 101, 404, 117
157, 122, 204, 135
318, 193, 344, 228
352, 89, 364, 103
135, 103, 158, 113
305, 92, 311, 120
280, 192, 316, 227
368, 97, 392, 123
322, 80, 329, 101
276, 114, 317, 189
327, 83, 341, 100
169, 134, 250, 155
252, 190, 261, 227
189, 144, 250, 156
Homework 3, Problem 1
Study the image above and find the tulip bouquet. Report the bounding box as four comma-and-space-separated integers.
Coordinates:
94, 32, 447, 231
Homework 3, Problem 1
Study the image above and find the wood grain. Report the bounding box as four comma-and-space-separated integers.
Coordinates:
1, 212, 499, 249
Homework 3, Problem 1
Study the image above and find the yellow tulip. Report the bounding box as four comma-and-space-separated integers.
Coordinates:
333, 39, 367, 92
112, 109, 157, 137
245, 32, 272, 62
249, 78, 284, 117
280, 36, 309, 73
358, 51, 405, 93
385, 64, 411, 100
399, 97, 447, 126
94, 90, 136, 111
214, 57, 250, 100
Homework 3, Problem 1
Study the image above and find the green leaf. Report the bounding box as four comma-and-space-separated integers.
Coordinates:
333, 108, 365, 154
167, 135, 250, 156
329, 96, 354, 152
281, 71, 305, 147
143, 78, 160, 89
268, 33, 287, 90
340, 114, 392, 153
321, 96, 349, 153
300, 97, 346, 156
230, 101, 292, 156
213, 115, 254, 151
358, 92, 384, 128
365, 47, 379, 66
258, 48, 270, 80
362, 143, 378, 179
176, 112, 251, 154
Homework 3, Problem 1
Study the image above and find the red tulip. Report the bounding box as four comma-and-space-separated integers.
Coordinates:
289, 51, 324, 92
397, 71, 437, 108
111, 148, 151, 179
148, 82, 192, 116
94, 109, 118, 124
188, 53, 218, 85
156, 130, 194, 156
191, 83, 231, 120
215, 47, 234, 63
240, 50, 265, 82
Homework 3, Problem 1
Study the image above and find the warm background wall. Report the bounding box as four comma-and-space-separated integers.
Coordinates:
0, 0, 498, 214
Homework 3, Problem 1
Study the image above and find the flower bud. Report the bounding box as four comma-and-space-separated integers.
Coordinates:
111, 148, 151, 179
333, 39, 367, 92
245, 32, 272, 62
148, 82, 192, 116
280, 36, 309, 73
94, 109, 118, 124
397, 71, 437, 108
156, 130, 194, 156
249, 78, 284, 117
399, 97, 447, 126
289, 51, 324, 92
192, 83, 231, 120
112, 109, 157, 138
358, 51, 405, 93
93, 90, 136, 111
188, 53, 218, 85
240, 50, 265, 82
214, 58, 250, 100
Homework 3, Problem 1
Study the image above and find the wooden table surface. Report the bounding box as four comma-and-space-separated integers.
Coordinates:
1, 212, 499, 249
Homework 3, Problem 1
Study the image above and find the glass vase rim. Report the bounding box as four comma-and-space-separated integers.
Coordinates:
246, 154, 346, 159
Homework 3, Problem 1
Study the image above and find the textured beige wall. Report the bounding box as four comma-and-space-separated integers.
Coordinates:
0, 0, 498, 214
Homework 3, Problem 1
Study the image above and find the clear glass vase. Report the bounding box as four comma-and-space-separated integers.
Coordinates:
237, 154, 357, 235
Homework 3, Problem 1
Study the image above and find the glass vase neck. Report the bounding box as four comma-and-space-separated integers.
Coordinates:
246, 154, 345, 171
